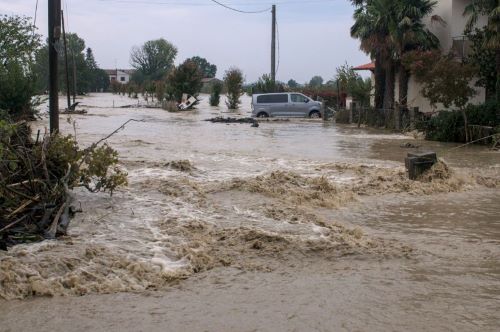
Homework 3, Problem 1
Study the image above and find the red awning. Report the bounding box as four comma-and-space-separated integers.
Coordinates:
353, 62, 375, 71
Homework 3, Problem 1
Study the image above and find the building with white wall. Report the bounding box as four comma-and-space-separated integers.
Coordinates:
105, 69, 134, 84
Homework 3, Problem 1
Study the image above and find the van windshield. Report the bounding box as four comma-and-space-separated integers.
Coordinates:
256, 94, 288, 104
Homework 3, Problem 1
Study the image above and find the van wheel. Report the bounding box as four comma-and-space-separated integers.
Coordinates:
309, 111, 321, 118
257, 112, 269, 118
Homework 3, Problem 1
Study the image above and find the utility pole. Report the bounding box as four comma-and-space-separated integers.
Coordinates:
48, 0, 61, 133
72, 49, 77, 104
61, 10, 71, 110
271, 4, 276, 86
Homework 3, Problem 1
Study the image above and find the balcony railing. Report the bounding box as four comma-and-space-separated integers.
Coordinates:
451, 35, 472, 60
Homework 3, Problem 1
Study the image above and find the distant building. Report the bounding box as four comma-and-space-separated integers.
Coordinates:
201, 77, 223, 94
105, 69, 135, 84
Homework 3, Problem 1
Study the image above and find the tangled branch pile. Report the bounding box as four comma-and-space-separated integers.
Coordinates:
0, 120, 127, 249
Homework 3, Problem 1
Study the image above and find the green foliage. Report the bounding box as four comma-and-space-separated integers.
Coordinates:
252, 74, 276, 94
33, 34, 109, 94
166, 60, 203, 103
350, 0, 441, 108
1, 121, 128, 245
186, 56, 217, 78
79, 143, 128, 194
155, 81, 166, 102
336, 63, 372, 107
224, 67, 244, 110
0, 15, 41, 120
287, 79, 299, 88
404, 50, 477, 110
467, 28, 497, 100
209, 81, 223, 106
130, 38, 177, 84
418, 101, 499, 142
308, 76, 324, 88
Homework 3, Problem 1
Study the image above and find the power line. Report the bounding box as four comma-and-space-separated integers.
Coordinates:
208, 0, 270, 13
96, 0, 337, 8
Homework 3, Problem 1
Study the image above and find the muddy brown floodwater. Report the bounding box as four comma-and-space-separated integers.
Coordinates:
1, 93, 499, 332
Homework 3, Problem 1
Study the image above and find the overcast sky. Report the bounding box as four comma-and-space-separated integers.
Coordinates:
1, 0, 371, 83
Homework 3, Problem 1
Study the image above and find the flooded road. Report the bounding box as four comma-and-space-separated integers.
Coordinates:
1, 93, 499, 331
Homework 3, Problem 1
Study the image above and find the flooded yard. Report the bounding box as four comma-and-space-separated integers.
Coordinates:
1, 93, 499, 331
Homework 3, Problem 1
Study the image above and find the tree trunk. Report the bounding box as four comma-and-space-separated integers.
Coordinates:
496, 48, 500, 105
398, 63, 409, 108
462, 108, 469, 143
383, 60, 395, 111
374, 52, 386, 110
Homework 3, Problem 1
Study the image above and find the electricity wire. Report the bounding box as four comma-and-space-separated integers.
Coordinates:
208, 0, 271, 13
96, 0, 338, 7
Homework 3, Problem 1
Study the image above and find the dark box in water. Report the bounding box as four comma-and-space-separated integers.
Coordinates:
405, 151, 437, 180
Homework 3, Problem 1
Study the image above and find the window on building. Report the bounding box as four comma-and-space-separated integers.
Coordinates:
120, 77, 126, 82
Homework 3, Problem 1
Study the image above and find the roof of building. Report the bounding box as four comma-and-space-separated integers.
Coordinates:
201, 77, 222, 83
104, 69, 135, 76
353, 62, 375, 71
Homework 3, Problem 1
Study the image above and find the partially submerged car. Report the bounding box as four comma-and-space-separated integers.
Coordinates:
251, 93, 322, 118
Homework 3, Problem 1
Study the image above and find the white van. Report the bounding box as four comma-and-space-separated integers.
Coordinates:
251, 93, 322, 118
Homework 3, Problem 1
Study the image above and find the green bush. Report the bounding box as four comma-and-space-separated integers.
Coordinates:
0, 15, 41, 120
209, 81, 223, 106
224, 67, 244, 110
418, 101, 499, 142
166, 60, 203, 103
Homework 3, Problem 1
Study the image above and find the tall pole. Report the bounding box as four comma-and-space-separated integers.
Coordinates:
48, 0, 61, 133
72, 49, 77, 104
61, 10, 71, 110
271, 5, 276, 86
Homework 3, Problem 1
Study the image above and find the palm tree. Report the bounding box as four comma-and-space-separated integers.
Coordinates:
351, 0, 442, 110
464, 0, 500, 102
351, 0, 395, 109
392, 0, 441, 107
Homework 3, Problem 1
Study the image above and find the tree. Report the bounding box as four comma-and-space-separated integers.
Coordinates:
33, 34, 109, 94
130, 38, 177, 84
224, 67, 244, 109
252, 74, 276, 94
287, 79, 299, 88
166, 59, 203, 102
350, 0, 441, 109
404, 50, 477, 141
0, 15, 41, 120
392, 0, 441, 107
467, 28, 496, 101
351, 0, 390, 109
463, 0, 500, 103
309, 76, 324, 87
210, 80, 223, 106
336, 63, 372, 108
186, 56, 217, 78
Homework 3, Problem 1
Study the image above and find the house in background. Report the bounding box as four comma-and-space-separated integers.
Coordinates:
105, 69, 135, 84
201, 77, 223, 94
354, 0, 487, 113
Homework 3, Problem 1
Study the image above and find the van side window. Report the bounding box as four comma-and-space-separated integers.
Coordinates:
291, 94, 308, 103
257, 94, 288, 104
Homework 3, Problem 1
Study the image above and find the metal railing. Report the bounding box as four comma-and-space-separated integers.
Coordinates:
451, 35, 472, 61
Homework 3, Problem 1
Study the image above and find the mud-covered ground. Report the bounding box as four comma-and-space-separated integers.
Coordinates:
1, 93, 499, 331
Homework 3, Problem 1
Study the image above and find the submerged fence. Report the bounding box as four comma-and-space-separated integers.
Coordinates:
334, 105, 498, 145
334, 105, 422, 131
